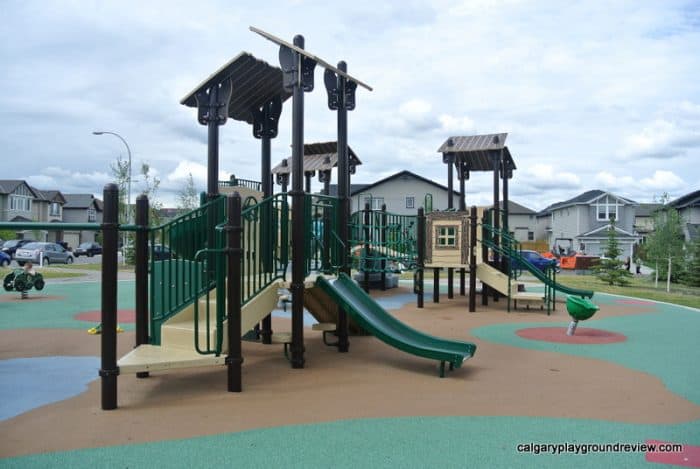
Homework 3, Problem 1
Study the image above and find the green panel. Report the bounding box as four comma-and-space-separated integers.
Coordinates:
316, 273, 476, 369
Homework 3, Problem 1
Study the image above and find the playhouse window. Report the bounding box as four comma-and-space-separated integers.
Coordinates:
405, 196, 415, 209
436, 226, 458, 248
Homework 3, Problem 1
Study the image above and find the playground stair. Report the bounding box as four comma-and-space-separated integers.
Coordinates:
475, 263, 545, 309
117, 281, 283, 374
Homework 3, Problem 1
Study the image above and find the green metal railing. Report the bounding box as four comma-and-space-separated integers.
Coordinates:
149, 195, 226, 347
240, 193, 289, 305
481, 222, 556, 313
349, 209, 419, 272
305, 194, 343, 275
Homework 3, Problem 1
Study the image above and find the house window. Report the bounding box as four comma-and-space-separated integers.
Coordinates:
528, 231, 534, 241
50, 202, 61, 217
436, 226, 458, 248
87, 208, 96, 222
596, 195, 619, 221
10, 195, 32, 212
363, 197, 384, 210
405, 196, 415, 209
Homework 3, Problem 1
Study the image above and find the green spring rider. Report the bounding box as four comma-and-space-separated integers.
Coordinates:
3, 269, 45, 299
566, 296, 599, 336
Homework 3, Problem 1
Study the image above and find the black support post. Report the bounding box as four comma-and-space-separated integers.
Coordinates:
134, 194, 149, 379
469, 206, 477, 312
227, 193, 243, 392
380, 203, 387, 290
433, 267, 440, 303
416, 207, 425, 308
460, 160, 467, 296
100, 183, 119, 410
363, 202, 370, 293
281, 34, 315, 369
253, 95, 281, 346
502, 161, 510, 276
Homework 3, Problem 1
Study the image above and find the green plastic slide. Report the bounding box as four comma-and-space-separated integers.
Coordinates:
316, 273, 476, 377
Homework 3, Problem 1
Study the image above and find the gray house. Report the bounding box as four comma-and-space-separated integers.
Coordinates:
327, 170, 461, 215
536, 189, 640, 259
500, 200, 537, 242
62, 194, 103, 247
0, 180, 38, 222
667, 190, 700, 242
634, 203, 663, 244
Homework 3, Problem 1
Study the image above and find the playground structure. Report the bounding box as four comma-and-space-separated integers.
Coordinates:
0, 28, 599, 411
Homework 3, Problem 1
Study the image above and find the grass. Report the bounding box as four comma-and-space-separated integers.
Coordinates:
554, 273, 700, 309
400, 269, 700, 309
0, 266, 84, 280
48, 263, 134, 272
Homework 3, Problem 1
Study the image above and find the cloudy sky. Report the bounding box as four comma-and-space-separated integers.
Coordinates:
1, 0, 699, 210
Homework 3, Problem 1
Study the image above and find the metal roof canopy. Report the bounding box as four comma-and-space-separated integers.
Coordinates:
438, 133, 516, 172
271, 142, 362, 174
250, 26, 373, 92
180, 52, 291, 125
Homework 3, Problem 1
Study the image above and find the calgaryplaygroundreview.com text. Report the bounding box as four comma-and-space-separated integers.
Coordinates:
516, 442, 683, 455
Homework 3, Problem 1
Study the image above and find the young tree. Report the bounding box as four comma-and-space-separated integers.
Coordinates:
682, 237, 700, 287
177, 172, 199, 212
109, 155, 129, 224
139, 162, 163, 227
645, 207, 686, 290
593, 218, 633, 286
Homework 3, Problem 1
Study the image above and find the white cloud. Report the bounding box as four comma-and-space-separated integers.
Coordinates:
522, 164, 581, 189
639, 170, 685, 191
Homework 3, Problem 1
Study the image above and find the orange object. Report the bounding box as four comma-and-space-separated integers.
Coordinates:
560, 256, 577, 269
541, 252, 555, 259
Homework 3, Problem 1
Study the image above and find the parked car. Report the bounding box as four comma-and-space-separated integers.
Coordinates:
1, 239, 35, 259
512, 250, 560, 273
0, 251, 11, 267
15, 242, 74, 266
74, 242, 102, 257
152, 244, 172, 261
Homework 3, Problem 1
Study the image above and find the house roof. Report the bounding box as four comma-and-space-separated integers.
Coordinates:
180, 52, 291, 125
271, 142, 362, 175
499, 200, 535, 215
538, 189, 638, 215
342, 170, 461, 197
63, 194, 102, 210
437, 134, 516, 173
0, 180, 39, 197
325, 184, 371, 198
636, 203, 663, 217
668, 190, 700, 210
578, 223, 638, 238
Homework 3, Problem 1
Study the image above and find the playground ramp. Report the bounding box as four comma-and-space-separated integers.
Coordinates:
117, 281, 282, 374
475, 263, 545, 307
316, 273, 476, 377
303, 285, 367, 335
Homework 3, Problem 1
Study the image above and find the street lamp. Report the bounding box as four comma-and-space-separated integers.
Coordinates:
93, 131, 132, 253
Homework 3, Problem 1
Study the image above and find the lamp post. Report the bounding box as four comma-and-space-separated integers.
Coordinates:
93, 131, 132, 251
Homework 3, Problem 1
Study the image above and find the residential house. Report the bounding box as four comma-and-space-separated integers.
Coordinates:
62, 194, 104, 248
327, 170, 461, 215
0, 180, 38, 223
31, 189, 67, 243
499, 200, 537, 242
667, 190, 700, 242
535, 189, 640, 259
634, 203, 663, 244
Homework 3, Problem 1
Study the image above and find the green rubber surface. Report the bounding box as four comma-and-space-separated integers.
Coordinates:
473, 293, 700, 405
0, 281, 135, 331
2, 416, 698, 468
